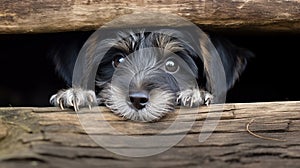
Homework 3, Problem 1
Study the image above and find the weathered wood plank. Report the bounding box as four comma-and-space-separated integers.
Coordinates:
0, 101, 299, 167
0, 0, 300, 34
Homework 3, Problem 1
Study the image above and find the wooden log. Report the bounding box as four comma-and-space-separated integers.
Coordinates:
0, 101, 299, 167
0, 0, 300, 34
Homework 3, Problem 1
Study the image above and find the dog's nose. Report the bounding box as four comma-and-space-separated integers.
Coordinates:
129, 91, 149, 110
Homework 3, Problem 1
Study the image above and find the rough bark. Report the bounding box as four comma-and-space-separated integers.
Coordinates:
0, 101, 299, 167
0, 0, 300, 34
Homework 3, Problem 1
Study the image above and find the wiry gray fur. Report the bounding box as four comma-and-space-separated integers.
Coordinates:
50, 29, 252, 122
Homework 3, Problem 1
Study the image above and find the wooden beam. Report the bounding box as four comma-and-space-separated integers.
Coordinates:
0, 101, 299, 167
0, 0, 300, 34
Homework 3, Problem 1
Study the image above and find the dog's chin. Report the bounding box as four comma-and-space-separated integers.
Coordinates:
100, 85, 176, 122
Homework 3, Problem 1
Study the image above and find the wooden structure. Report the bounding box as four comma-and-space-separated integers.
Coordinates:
0, 0, 300, 167
0, 101, 299, 167
0, 0, 300, 34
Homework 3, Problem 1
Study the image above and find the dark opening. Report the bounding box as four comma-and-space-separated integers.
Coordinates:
0, 31, 299, 106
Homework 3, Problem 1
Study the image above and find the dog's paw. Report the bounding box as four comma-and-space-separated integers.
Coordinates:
50, 88, 97, 111
176, 89, 213, 107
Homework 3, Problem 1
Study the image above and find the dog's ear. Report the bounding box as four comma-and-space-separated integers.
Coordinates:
210, 36, 254, 90
48, 33, 90, 86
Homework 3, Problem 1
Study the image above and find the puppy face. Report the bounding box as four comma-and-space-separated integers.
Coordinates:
95, 30, 204, 121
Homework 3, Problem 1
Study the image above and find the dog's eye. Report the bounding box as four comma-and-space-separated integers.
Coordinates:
165, 58, 179, 73
112, 55, 125, 68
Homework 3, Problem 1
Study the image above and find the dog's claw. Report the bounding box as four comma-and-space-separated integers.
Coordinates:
72, 99, 79, 112
87, 96, 93, 110
59, 99, 64, 110
88, 95, 94, 103
204, 93, 213, 106
190, 97, 194, 107
55, 96, 60, 105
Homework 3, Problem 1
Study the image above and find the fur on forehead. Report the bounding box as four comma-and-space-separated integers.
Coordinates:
108, 29, 194, 54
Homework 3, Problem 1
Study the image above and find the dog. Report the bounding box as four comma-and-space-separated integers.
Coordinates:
49, 29, 253, 121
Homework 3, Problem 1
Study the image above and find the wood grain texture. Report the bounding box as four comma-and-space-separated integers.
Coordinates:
0, 101, 299, 167
0, 0, 300, 34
